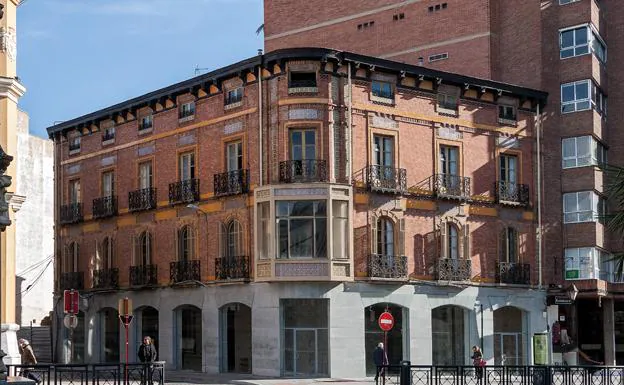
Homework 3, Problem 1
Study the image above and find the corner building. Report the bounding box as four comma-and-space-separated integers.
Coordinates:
48, 48, 547, 377
264, 0, 624, 366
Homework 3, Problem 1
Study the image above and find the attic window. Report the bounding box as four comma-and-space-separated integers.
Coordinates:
289, 72, 317, 89
429, 53, 449, 62
393, 13, 405, 21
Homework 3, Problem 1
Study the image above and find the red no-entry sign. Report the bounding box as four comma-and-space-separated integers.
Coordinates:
378, 311, 394, 331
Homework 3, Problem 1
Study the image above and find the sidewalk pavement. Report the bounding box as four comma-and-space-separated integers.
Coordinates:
165, 371, 376, 385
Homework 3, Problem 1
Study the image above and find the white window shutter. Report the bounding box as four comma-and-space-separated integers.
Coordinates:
463, 224, 470, 260
398, 218, 406, 256
440, 223, 448, 259
371, 218, 378, 255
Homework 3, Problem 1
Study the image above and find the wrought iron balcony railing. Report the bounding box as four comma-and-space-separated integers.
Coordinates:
215, 256, 250, 280
496, 262, 531, 285
60, 203, 83, 224
436, 258, 472, 281
366, 165, 407, 194
92, 268, 119, 289
128, 188, 157, 212
279, 160, 327, 183
368, 254, 408, 279
60, 271, 84, 291
129, 265, 158, 286
214, 169, 249, 197
168, 179, 200, 204
433, 174, 471, 199
496, 181, 530, 206
170, 260, 201, 284
92, 196, 117, 219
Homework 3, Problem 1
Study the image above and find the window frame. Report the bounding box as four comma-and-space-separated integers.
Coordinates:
139, 115, 153, 131
177, 225, 195, 261
500, 227, 518, 263
376, 216, 395, 256
225, 87, 243, 106
561, 135, 606, 169
226, 140, 243, 172
561, 80, 591, 113
565, 247, 601, 280
138, 160, 153, 189
139, 231, 152, 266
179, 101, 196, 120
559, 23, 607, 62
69, 179, 81, 204
288, 71, 317, 89
290, 129, 317, 161
439, 145, 459, 176
102, 126, 115, 143
498, 105, 517, 122
563, 190, 604, 223
178, 151, 196, 181
559, 0, 581, 4
276, 200, 327, 259
101, 170, 115, 197
371, 80, 394, 100
69, 136, 81, 153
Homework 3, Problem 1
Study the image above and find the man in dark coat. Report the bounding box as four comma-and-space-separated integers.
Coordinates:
138, 336, 157, 385
373, 342, 388, 384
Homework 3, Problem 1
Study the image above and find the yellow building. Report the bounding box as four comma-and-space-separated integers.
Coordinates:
0, 0, 27, 365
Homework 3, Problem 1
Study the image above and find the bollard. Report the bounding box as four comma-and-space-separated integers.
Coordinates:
400, 360, 411, 385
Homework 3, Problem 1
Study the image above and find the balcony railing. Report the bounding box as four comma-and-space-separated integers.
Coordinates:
129, 265, 158, 286
214, 169, 249, 197
129, 188, 157, 212
366, 165, 407, 194
168, 179, 200, 204
60, 271, 84, 291
496, 181, 530, 206
92, 196, 117, 219
279, 160, 327, 183
436, 258, 472, 281
92, 268, 119, 289
368, 254, 408, 279
215, 256, 250, 280
433, 174, 471, 199
496, 262, 531, 285
170, 260, 201, 284
60, 203, 83, 224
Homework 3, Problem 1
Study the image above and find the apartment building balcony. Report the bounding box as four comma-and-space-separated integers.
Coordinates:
170, 260, 201, 284
128, 188, 157, 212
433, 174, 470, 200
496, 181, 529, 206
496, 262, 531, 285
92, 268, 119, 290
214, 169, 249, 197
168, 179, 200, 204
60, 203, 83, 224
366, 165, 407, 194
436, 258, 471, 281
215, 256, 250, 280
60, 272, 84, 291
129, 265, 158, 286
367, 254, 408, 280
92, 196, 117, 219
279, 160, 327, 183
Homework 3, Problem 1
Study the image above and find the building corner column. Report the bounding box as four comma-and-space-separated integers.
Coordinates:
602, 297, 615, 365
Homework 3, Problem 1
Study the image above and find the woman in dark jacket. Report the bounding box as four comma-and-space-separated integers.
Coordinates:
471, 346, 484, 381
138, 336, 157, 385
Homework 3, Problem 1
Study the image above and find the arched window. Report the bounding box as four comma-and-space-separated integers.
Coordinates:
177, 225, 194, 261
101, 237, 114, 269
227, 220, 243, 258
448, 223, 459, 259
139, 231, 152, 265
376, 217, 394, 256
65, 242, 79, 272
500, 227, 518, 263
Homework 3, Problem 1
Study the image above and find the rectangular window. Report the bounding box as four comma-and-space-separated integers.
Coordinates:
500, 154, 518, 184
257, 202, 270, 259
69, 137, 81, 152
498, 105, 517, 122
291, 129, 316, 161
277, 200, 327, 259
563, 191, 604, 223
226, 141, 243, 172
373, 135, 394, 167
69, 179, 81, 203
102, 126, 115, 142
438, 93, 458, 111
179, 102, 195, 119
560, 24, 606, 62
429, 53, 448, 62
179, 152, 195, 181
289, 72, 317, 88
561, 80, 591, 113
371, 81, 394, 100
565, 247, 600, 280
225, 88, 243, 106
102, 171, 114, 197
138, 161, 153, 189
332, 201, 349, 259
562, 136, 606, 168
139, 115, 153, 131
559, 0, 580, 4
440, 145, 459, 176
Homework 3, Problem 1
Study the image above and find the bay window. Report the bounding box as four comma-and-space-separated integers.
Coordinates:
563, 191, 604, 223
277, 200, 327, 258
562, 136, 606, 168
565, 247, 601, 280
560, 24, 606, 62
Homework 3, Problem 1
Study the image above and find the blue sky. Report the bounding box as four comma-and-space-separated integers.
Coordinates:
17, 0, 264, 138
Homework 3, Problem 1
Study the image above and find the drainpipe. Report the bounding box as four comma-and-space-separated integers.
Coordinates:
536, 103, 543, 290
258, 54, 263, 187
347, 62, 352, 184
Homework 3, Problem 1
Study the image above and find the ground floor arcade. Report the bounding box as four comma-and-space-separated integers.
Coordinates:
53, 283, 547, 378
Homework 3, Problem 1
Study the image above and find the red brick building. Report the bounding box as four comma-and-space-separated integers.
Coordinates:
48, 49, 547, 375
264, 0, 624, 366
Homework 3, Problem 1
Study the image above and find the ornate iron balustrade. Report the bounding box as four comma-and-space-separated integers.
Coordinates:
367, 165, 407, 194
170, 260, 201, 284
279, 160, 328, 183
92, 268, 119, 289
92, 196, 117, 219
168, 179, 200, 204
60, 203, 83, 224
215, 256, 250, 280
129, 264, 158, 286
496, 261, 531, 285
214, 169, 249, 197
368, 254, 408, 279
60, 271, 84, 291
434, 174, 471, 199
436, 258, 471, 281
496, 180, 530, 205
129, 188, 157, 212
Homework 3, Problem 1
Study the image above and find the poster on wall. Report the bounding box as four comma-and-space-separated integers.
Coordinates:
533, 333, 549, 365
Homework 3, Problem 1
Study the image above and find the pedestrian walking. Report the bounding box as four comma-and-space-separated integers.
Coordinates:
138, 336, 158, 385
373, 342, 388, 384
18, 339, 41, 383
471, 346, 485, 382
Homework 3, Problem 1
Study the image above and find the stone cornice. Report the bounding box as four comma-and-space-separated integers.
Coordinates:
0, 76, 26, 103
